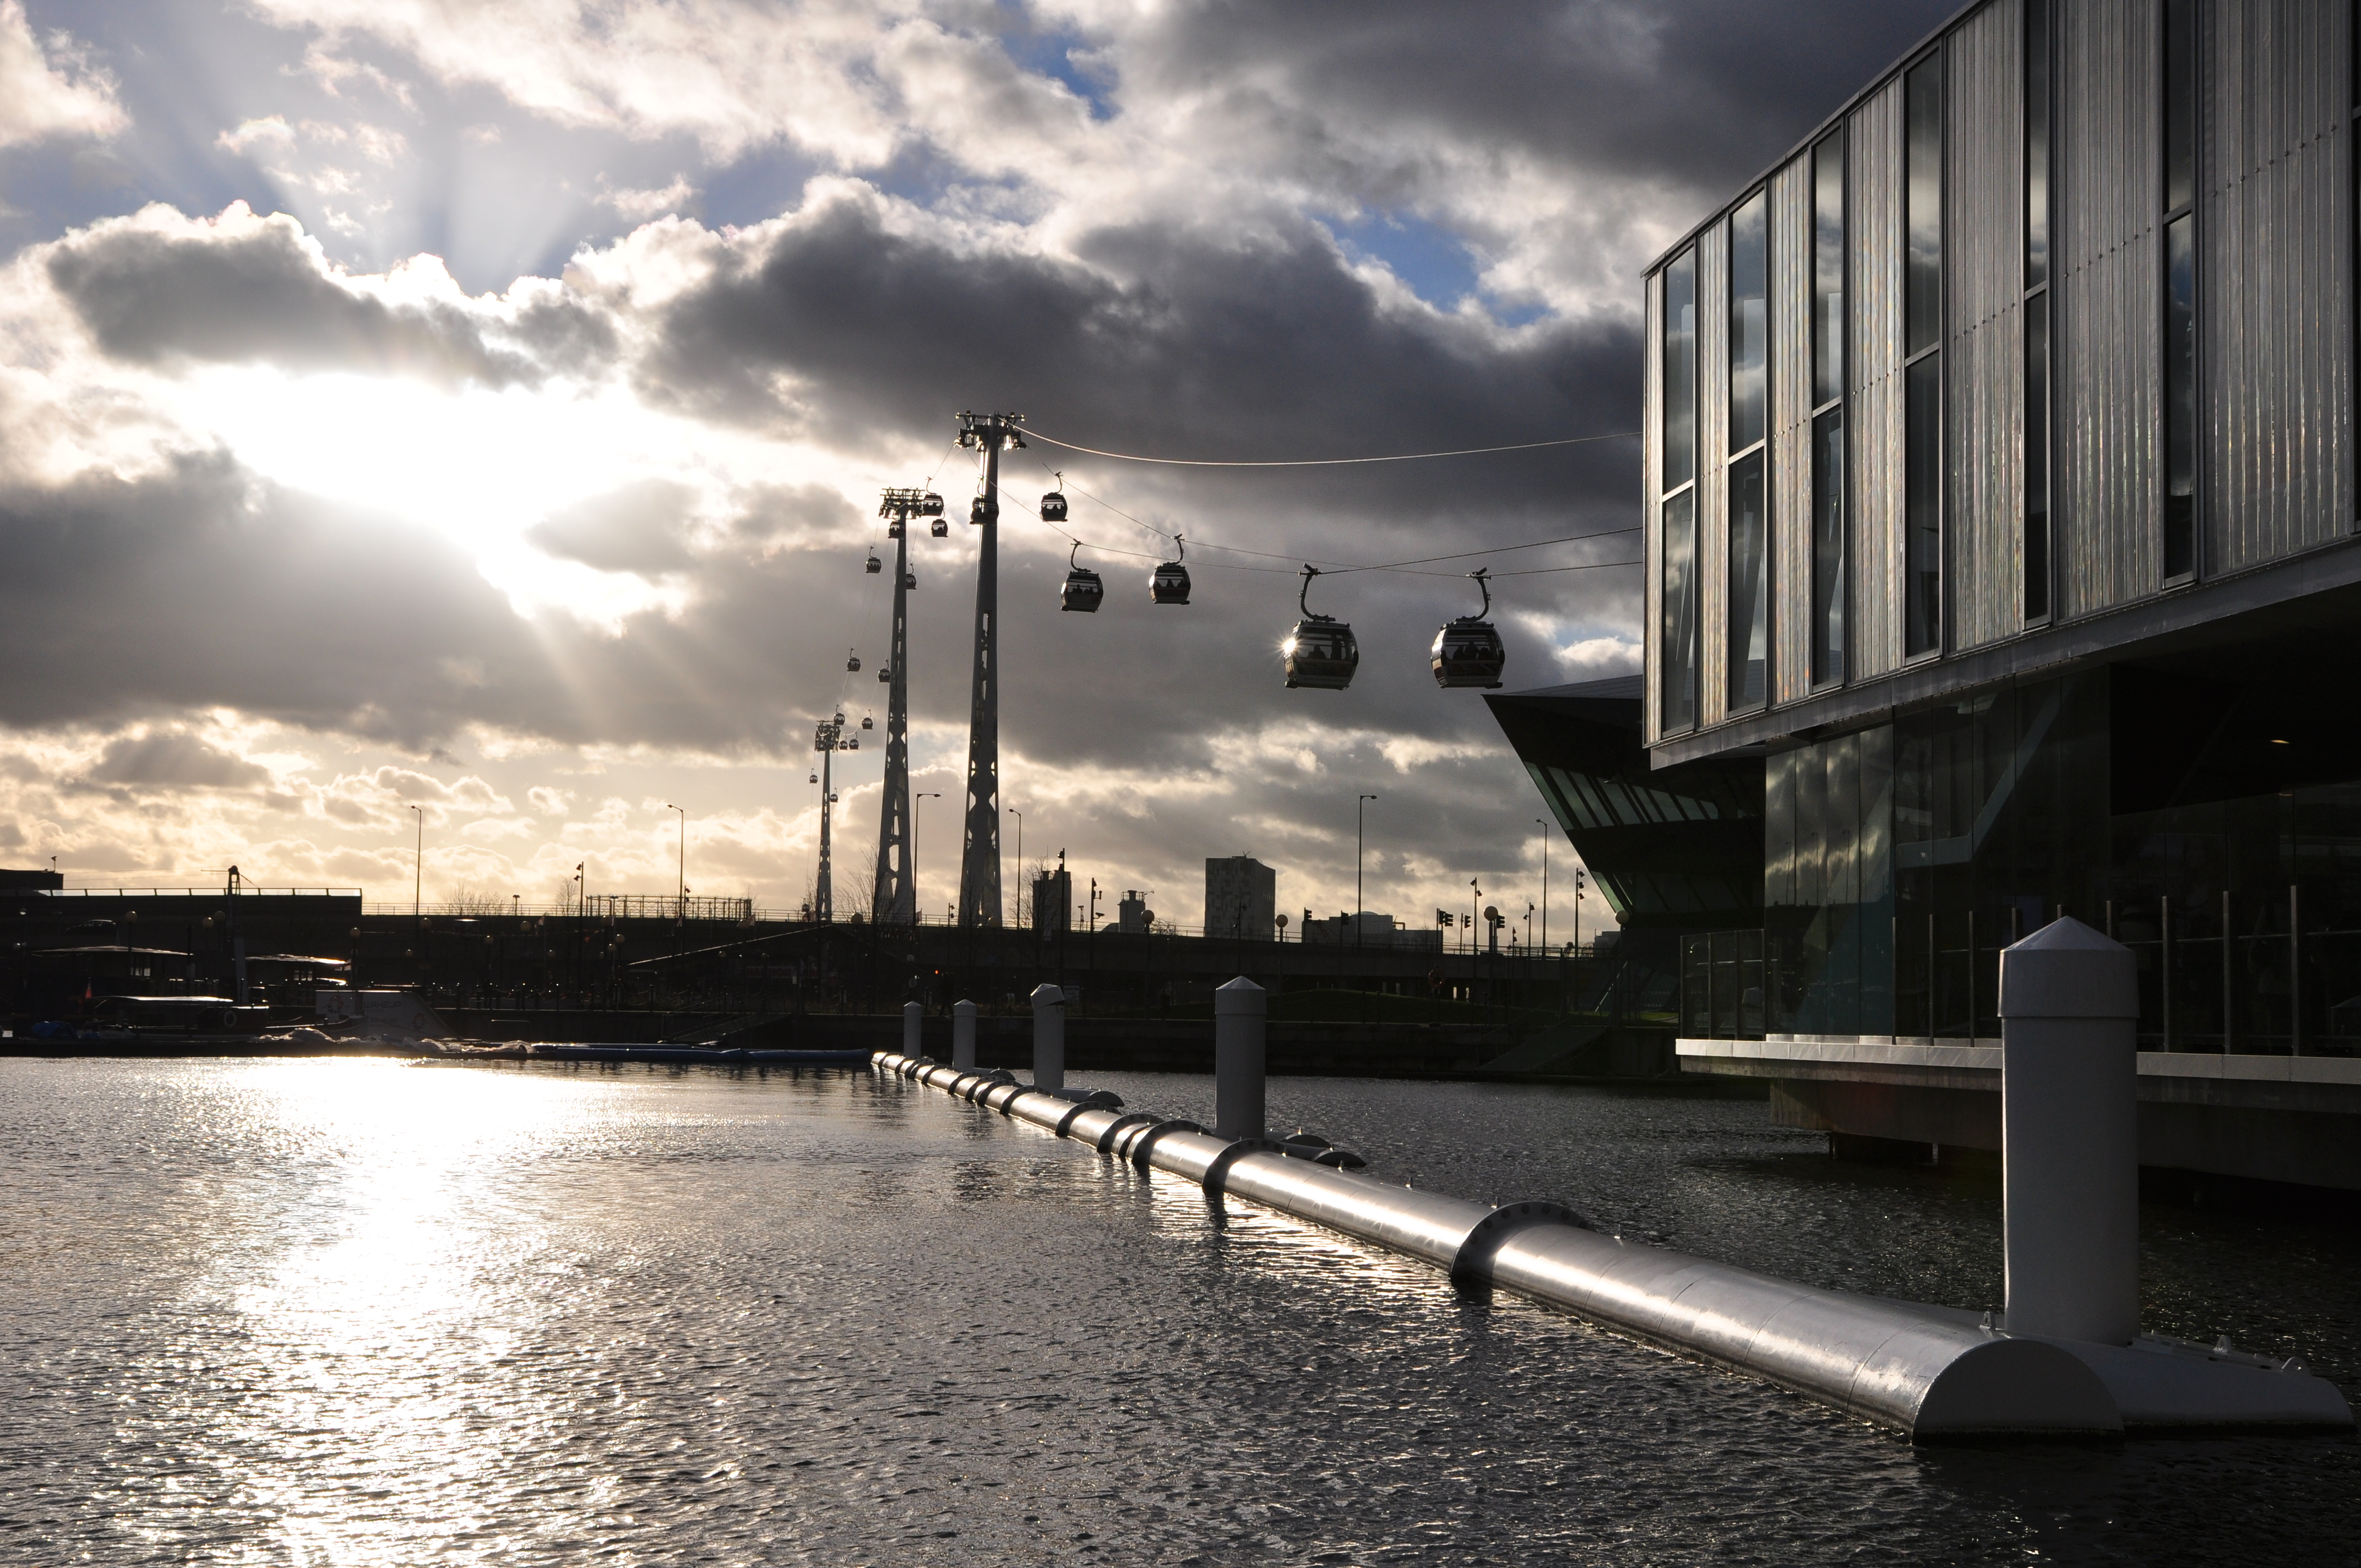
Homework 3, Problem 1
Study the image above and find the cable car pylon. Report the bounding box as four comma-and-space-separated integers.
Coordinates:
870, 487, 929, 924
954, 411, 1024, 928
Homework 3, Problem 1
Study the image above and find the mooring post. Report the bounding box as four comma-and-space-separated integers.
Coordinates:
1214, 975, 1267, 1142
1998, 916, 2140, 1345
953, 998, 977, 1070
902, 999, 922, 1061
1029, 982, 1066, 1092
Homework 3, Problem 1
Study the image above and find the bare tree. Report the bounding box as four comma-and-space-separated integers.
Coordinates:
440, 882, 504, 916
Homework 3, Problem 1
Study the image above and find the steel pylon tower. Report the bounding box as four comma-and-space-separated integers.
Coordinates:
813, 713, 844, 921
871, 488, 927, 924
955, 411, 1024, 929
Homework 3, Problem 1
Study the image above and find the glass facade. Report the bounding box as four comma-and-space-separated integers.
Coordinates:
1764, 727, 1894, 1036
1661, 250, 1697, 490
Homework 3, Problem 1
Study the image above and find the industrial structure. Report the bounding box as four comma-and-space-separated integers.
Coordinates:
869, 487, 938, 925
955, 411, 1025, 929
1599, 0, 2361, 1188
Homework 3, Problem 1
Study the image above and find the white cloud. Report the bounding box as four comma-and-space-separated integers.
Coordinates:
0, 0, 125, 149
596, 175, 698, 221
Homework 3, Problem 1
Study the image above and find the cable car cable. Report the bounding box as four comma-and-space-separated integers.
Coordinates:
1025, 427, 1640, 468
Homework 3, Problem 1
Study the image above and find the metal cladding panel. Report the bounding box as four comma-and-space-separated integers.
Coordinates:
2202, 0, 2353, 574
1644, 270, 1663, 742
1947, 0, 2026, 651
1699, 222, 1731, 728
1771, 155, 1815, 708
1849, 81, 1906, 680
2056, 0, 2161, 618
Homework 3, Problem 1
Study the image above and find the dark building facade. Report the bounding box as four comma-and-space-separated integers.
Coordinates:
1638, 0, 2361, 1058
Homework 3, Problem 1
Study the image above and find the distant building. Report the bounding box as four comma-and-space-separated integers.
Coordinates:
1115, 890, 1154, 934
1030, 868, 1071, 937
1299, 911, 1442, 951
1204, 856, 1276, 941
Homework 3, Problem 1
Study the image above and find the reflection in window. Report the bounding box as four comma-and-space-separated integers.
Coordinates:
2162, 0, 2197, 579
1728, 451, 1769, 710
1904, 53, 1943, 357
1812, 132, 1846, 407
1728, 192, 1768, 451
1905, 355, 1943, 654
2025, 293, 2051, 618
1660, 489, 1699, 732
2025, 0, 2050, 290
1811, 409, 1846, 685
1662, 249, 1697, 490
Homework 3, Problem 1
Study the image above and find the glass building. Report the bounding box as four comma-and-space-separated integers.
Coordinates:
1537, 0, 2361, 1186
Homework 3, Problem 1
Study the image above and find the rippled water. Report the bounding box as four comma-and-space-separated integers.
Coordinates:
1, 1058, 2355, 1566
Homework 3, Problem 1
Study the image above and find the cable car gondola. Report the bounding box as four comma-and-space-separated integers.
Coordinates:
1040, 474, 1069, 523
877, 665, 892, 683
864, 552, 882, 574
920, 491, 945, 517
930, 517, 948, 537
846, 649, 861, 673
809, 771, 818, 783
1060, 542, 1104, 612
861, 714, 874, 730
904, 571, 918, 590
847, 734, 860, 749
1430, 569, 1507, 690
970, 495, 996, 526
1151, 533, 1191, 605
886, 516, 904, 539
1282, 565, 1358, 690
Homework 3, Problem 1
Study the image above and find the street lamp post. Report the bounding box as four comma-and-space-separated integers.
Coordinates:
1356, 794, 1378, 950
1536, 818, 1549, 952
1007, 807, 1022, 924
665, 804, 687, 923
409, 804, 425, 922
917, 794, 942, 921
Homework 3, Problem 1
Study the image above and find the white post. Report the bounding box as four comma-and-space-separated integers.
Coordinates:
1029, 982, 1066, 1092
902, 1000, 922, 1061
1215, 975, 1266, 1142
1999, 916, 2140, 1346
953, 999, 977, 1070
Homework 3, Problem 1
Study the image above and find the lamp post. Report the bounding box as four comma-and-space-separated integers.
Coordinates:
1536, 818, 1549, 952
665, 804, 687, 924
1007, 807, 1022, 924
917, 794, 942, 921
409, 805, 425, 922
1356, 793, 1377, 950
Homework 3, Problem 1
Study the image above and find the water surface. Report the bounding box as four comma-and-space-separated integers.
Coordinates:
1, 1058, 2354, 1565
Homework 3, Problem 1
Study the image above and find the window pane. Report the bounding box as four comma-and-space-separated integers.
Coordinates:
1812, 408, 1846, 684
2164, 0, 2195, 213
2024, 292, 2051, 618
1813, 132, 1846, 406
1729, 192, 1769, 451
1904, 354, 1942, 654
1905, 53, 1944, 356
1660, 488, 1699, 730
1662, 249, 1697, 489
1728, 450, 1769, 710
2164, 213, 2196, 578
2025, 0, 2050, 287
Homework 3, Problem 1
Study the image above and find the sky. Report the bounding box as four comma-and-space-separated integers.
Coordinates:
0, 0, 1956, 930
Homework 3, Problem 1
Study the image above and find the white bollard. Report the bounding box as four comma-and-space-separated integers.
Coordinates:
1029, 982, 1067, 1092
902, 1000, 923, 1061
1215, 976, 1267, 1142
1999, 916, 2141, 1346
953, 999, 977, 1070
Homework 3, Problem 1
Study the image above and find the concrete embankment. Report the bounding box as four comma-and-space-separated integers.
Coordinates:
875, 1048, 2355, 1442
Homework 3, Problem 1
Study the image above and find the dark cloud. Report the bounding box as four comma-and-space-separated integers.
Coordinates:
644, 189, 1640, 534
1113, 1, 1961, 207
45, 210, 614, 385
85, 729, 269, 788
527, 478, 699, 572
